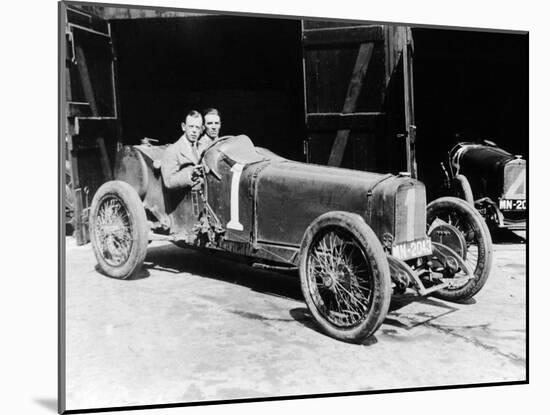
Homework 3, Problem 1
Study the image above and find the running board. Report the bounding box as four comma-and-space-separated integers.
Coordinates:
252, 263, 298, 272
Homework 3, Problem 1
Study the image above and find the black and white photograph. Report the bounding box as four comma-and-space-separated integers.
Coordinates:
55, 0, 532, 413
58, 0, 530, 413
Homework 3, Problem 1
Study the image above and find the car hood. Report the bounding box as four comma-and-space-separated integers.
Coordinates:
251, 159, 394, 246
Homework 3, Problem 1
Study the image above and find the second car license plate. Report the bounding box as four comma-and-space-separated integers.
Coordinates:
392, 238, 433, 261
499, 199, 526, 211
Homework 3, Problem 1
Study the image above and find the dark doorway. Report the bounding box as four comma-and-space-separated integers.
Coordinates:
111, 15, 306, 160
411, 28, 528, 196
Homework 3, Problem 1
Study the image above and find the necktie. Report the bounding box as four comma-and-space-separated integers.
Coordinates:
193, 142, 198, 160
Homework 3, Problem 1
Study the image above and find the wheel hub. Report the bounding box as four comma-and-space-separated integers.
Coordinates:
445, 256, 459, 274
322, 275, 335, 288
323, 272, 341, 289
429, 221, 468, 259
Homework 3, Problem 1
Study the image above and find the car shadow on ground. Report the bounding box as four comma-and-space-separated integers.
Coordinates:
144, 243, 303, 302
491, 228, 526, 244
288, 307, 380, 346
95, 264, 151, 280
386, 295, 459, 330
142, 243, 462, 344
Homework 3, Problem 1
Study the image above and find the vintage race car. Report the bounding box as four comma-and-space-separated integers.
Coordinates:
90, 135, 492, 343
441, 140, 526, 232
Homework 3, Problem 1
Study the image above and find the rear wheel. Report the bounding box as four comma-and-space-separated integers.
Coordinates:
427, 197, 493, 301
65, 163, 75, 235
90, 180, 148, 279
299, 212, 391, 343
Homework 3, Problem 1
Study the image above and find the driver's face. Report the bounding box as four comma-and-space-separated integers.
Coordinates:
204, 114, 221, 140
182, 115, 203, 143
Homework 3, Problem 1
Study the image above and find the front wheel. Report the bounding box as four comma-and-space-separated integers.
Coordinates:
299, 212, 392, 343
90, 180, 149, 279
427, 197, 493, 301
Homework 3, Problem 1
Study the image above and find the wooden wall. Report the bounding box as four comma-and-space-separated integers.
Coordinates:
302, 21, 409, 173
72, 4, 203, 19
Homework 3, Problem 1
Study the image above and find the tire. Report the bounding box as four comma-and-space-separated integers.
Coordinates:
427, 197, 493, 301
65, 165, 75, 235
90, 180, 149, 279
299, 211, 392, 343
453, 174, 474, 206
65, 183, 75, 235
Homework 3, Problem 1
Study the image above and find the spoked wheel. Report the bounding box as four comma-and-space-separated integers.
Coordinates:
427, 197, 493, 301
90, 181, 148, 279
299, 212, 391, 343
65, 163, 75, 235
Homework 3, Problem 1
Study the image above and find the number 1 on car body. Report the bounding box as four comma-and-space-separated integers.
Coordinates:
227, 163, 244, 231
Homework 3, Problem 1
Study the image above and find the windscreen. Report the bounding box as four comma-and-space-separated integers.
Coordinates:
203, 135, 268, 176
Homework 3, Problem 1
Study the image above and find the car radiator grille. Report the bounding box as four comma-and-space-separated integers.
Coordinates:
503, 160, 526, 199
394, 183, 427, 244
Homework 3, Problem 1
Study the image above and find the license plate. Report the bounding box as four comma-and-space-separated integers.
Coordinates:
392, 238, 433, 261
499, 199, 526, 211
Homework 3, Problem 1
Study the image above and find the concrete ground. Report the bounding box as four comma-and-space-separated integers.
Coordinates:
64, 237, 526, 411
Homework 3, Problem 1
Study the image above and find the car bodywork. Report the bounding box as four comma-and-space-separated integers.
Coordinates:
116, 135, 430, 265
443, 141, 526, 231
91, 134, 490, 342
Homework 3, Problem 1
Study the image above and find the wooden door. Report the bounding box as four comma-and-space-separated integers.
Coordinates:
62, 4, 121, 244
301, 22, 416, 175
